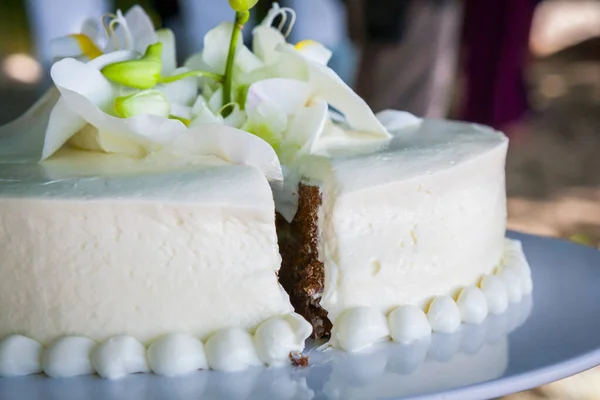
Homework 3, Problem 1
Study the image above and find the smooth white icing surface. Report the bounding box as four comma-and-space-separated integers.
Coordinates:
327, 239, 532, 350
147, 333, 207, 377
303, 119, 509, 325
388, 305, 432, 344
0, 335, 43, 377
205, 328, 262, 372
42, 336, 96, 378
91, 335, 149, 379
0, 147, 300, 345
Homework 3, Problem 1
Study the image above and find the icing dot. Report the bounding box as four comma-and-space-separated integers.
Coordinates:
456, 286, 488, 324
92, 335, 149, 379
388, 305, 431, 343
497, 265, 523, 304
205, 328, 262, 372
254, 317, 301, 366
147, 333, 207, 377
331, 307, 390, 352
480, 275, 509, 314
427, 295, 461, 333
0, 335, 43, 377
43, 336, 96, 378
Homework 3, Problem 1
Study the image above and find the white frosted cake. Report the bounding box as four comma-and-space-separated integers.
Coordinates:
0, 2, 532, 379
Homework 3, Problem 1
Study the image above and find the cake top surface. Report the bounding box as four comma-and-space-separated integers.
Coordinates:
324, 118, 508, 193
0, 149, 273, 206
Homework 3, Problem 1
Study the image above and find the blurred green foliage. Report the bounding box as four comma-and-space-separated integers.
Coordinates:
0, 0, 31, 54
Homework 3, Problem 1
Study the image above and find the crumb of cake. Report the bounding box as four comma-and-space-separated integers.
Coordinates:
289, 351, 309, 367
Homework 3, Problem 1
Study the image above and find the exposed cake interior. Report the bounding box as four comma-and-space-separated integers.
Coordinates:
278, 183, 331, 338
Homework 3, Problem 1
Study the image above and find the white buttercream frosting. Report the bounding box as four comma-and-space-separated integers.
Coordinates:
205, 328, 262, 372
427, 296, 462, 334
456, 287, 489, 324
388, 305, 432, 344
91, 335, 149, 379
310, 120, 510, 326
327, 238, 532, 350
330, 307, 390, 352
0, 335, 43, 377
147, 333, 207, 377
480, 275, 509, 314
498, 265, 524, 304
0, 313, 311, 378
42, 336, 96, 378
254, 314, 313, 366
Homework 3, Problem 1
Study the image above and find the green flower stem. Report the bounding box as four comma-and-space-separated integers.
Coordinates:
222, 10, 249, 117
158, 70, 223, 84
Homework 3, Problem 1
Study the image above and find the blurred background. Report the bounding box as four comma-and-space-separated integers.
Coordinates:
0, 0, 599, 397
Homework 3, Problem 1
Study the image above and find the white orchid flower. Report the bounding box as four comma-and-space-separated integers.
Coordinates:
50, 6, 157, 63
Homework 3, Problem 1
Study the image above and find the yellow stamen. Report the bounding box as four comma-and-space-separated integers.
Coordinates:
294, 40, 318, 50
71, 34, 102, 60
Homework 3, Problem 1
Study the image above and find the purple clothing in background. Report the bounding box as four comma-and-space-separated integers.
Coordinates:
460, 0, 539, 131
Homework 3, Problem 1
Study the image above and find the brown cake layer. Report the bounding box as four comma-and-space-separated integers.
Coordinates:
277, 184, 332, 338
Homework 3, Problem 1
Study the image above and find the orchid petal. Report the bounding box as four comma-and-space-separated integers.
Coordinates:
240, 55, 309, 88
278, 45, 390, 138
202, 22, 240, 74
52, 58, 117, 113
236, 47, 264, 74
42, 58, 118, 159
42, 99, 89, 159
170, 104, 193, 121
165, 124, 283, 183
87, 50, 139, 69
0, 88, 60, 161
252, 25, 285, 65
242, 102, 287, 150
156, 67, 198, 107
80, 17, 104, 48
375, 110, 422, 133
245, 78, 311, 115
208, 87, 224, 115
105, 6, 157, 54
50, 34, 103, 62
285, 98, 328, 155
190, 99, 223, 127
223, 104, 247, 129
156, 28, 177, 76
49, 57, 186, 157
294, 40, 332, 65
202, 22, 261, 75
114, 90, 170, 118
184, 52, 212, 74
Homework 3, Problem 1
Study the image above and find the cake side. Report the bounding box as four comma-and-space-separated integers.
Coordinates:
319, 137, 509, 324
277, 183, 332, 338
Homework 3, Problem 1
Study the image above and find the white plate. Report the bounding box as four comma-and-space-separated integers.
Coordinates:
1, 232, 599, 400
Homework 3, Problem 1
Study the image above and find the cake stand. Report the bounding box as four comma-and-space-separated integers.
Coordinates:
1, 231, 599, 400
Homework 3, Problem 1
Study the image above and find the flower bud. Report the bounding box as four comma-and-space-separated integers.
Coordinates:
228, 0, 258, 12
101, 42, 163, 89
114, 90, 170, 118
